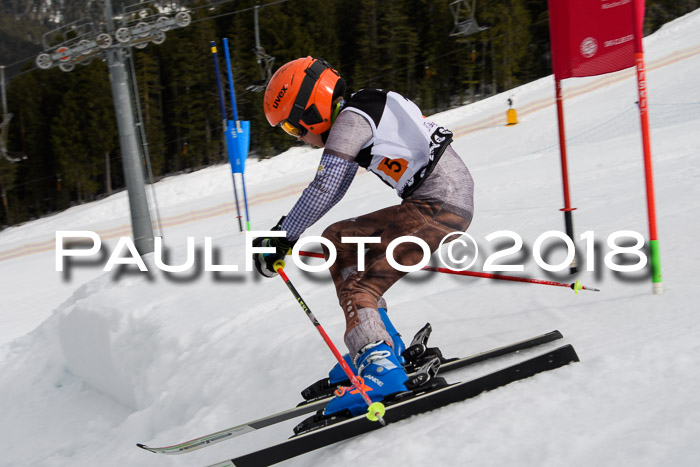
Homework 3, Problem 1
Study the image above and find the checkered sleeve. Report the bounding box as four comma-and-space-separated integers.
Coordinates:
281, 153, 359, 241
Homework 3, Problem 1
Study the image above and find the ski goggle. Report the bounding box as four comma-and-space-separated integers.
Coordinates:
279, 119, 307, 138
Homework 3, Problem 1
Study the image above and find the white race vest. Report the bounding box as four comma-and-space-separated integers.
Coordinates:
341, 89, 453, 198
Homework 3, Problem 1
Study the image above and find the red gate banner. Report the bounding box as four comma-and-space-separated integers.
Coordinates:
548, 0, 646, 79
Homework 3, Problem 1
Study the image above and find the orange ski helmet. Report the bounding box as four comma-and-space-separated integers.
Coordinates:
264, 56, 344, 137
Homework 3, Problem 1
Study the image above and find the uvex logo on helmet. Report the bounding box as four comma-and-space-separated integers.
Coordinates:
272, 86, 288, 109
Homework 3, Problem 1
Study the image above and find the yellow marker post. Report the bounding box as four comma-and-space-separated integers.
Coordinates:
507, 108, 518, 125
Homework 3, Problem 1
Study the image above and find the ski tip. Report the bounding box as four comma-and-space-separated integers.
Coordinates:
136, 443, 155, 453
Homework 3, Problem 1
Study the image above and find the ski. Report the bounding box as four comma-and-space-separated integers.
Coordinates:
137, 330, 562, 455
207, 344, 579, 467
304, 329, 565, 401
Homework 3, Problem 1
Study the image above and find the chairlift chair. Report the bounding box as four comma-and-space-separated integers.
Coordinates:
450, 0, 490, 37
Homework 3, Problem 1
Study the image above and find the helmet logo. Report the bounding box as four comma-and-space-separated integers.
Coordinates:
273, 86, 288, 109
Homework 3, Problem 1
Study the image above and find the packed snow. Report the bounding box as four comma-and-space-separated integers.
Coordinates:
1, 10, 700, 467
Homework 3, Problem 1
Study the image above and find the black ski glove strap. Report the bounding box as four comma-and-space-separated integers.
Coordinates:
269, 215, 297, 255
252, 216, 297, 278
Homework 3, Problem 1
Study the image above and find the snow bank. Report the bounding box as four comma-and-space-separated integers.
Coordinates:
57, 274, 156, 410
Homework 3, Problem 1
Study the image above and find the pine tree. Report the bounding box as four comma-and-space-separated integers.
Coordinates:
481, 0, 531, 93
645, 0, 699, 32
7, 67, 70, 218
50, 70, 99, 203
409, 0, 462, 112
82, 60, 118, 196
349, 0, 382, 90
160, 7, 218, 171
133, 47, 166, 176
379, 0, 419, 96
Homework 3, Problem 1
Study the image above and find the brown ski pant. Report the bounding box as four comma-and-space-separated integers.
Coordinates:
321, 198, 472, 357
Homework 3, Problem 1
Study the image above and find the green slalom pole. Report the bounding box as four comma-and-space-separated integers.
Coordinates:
649, 239, 662, 290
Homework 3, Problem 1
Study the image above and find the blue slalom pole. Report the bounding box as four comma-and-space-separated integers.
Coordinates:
222, 38, 239, 122
211, 41, 243, 232
222, 38, 252, 230
211, 41, 227, 123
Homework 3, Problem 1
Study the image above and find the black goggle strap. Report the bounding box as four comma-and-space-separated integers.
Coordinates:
286, 59, 331, 130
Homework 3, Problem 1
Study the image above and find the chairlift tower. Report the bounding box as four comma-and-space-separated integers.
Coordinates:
34, 0, 191, 255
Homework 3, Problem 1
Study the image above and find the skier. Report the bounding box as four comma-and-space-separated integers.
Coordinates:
253, 56, 474, 417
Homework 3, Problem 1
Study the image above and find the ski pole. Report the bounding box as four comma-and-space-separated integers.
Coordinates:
296, 250, 600, 293
273, 260, 387, 425
421, 267, 601, 293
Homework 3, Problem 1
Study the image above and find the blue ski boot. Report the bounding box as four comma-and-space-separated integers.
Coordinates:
300, 303, 407, 402
326, 305, 406, 385
323, 340, 409, 417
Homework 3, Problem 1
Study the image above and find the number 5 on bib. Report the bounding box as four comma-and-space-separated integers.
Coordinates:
377, 157, 409, 183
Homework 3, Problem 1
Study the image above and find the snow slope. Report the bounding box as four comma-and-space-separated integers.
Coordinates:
1, 10, 700, 467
